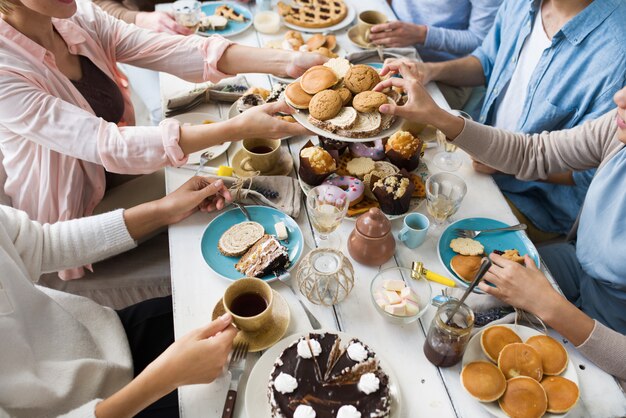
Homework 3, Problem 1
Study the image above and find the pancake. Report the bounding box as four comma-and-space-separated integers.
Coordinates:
450, 254, 482, 283
284, 82, 313, 109
461, 361, 507, 402
541, 376, 579, 413
481, 326, 523, 363
498, 343, 543, 381
300, 65, 338, 95
526, 335, 568, 375
498, 376, 547, 418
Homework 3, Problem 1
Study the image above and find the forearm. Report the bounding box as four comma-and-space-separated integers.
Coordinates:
428, 56, 485, 87
178, 118, 246, 155
536, 293, 595, 346
123, 200, 170, 242
424, 26, 483, 56
95, 367, 175, 418
217, 45, 290, 77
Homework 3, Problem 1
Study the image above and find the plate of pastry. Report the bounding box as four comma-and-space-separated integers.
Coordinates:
461, 324, 580, 418
285, 58, 404, 141
200, 206, 304, 281
277, 0, 356, 33
172, 112, 231, 164
245, 330, 403, 418
297, 133, 428, 220
198, 2, 252, 37
437, 217, 540, 289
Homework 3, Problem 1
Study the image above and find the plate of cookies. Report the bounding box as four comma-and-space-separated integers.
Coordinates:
297, 132, 428, 220
437, 218, 540, 289
201, 206, 304, 282
285, 58, 405, 142
461, 324, 580, 418
277, 0, 356, 33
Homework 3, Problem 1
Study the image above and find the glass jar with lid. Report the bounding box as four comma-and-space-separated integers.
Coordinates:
423, 299, 474, 367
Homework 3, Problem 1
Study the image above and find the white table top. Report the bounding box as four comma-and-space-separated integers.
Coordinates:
159, 1, 626, 417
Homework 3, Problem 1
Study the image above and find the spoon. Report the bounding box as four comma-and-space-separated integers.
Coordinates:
445, 258, 492, 326
194, 150, 214, 176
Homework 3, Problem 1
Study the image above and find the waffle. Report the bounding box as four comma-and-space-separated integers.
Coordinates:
347, 197, 379, 217
277, 0, 348, 29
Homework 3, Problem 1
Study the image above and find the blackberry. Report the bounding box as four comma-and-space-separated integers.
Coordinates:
474, 307, 515, 327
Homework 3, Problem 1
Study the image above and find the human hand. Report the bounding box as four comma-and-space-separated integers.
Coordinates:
232, 101, 310, 139
284, 51, 328, 78
369, 21, 427, 47
380, 58, 433, 84
478, 253, 560, 317
158, 176, 233, 224
472, 160, 499, 175
136, 11, 194, 35
373, 76, 440, 122
145, 313, 237, 390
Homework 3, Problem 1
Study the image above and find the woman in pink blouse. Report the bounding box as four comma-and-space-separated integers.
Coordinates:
0, 0, 321, 271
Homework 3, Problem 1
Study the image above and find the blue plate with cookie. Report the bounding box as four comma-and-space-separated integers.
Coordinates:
201, 206, 303, 282
437, 217, 540, 289
198, 1, 252, 38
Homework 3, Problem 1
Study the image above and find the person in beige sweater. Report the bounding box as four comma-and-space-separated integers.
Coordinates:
374, 62, 626, 386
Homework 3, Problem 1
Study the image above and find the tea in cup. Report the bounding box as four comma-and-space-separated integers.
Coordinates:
240, 138, 281, 173
357, 10, 388, 44
398, 213, 430, 248
223, 278, 274, 332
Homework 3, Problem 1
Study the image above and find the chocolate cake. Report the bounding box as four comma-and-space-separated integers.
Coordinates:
235, 234, 290, 277
268, 332, 391, 418
372, 174, 415, 215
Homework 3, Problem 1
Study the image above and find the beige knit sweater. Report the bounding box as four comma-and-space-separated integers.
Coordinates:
455, 108, 626, 387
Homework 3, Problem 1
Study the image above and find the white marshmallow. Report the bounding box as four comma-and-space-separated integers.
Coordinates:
382, 279, 406, 291
384, 300, 406, 316
383, 290, 402, 305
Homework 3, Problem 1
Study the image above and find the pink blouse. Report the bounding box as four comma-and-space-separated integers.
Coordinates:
0, 2, 232, 278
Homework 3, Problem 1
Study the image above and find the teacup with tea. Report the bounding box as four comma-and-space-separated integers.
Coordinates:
239, 138, 282, 174
223, 277, 274, 332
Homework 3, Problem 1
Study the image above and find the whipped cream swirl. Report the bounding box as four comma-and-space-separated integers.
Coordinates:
347, 342, 368, 363
357, 373, 380, 395
297, 338, 322, 359
274, 372, 298, 394
294, 404, 316, 418
337, 404, 361, 418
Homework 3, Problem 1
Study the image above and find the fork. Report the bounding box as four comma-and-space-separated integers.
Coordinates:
453, 223, 527, 239
230, 201, 251, 221
222, 341, 249, 418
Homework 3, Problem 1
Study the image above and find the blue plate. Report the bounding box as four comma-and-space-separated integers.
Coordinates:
198, 2, 252, 38
437, 217, 540, 288
201, 206, 304, 282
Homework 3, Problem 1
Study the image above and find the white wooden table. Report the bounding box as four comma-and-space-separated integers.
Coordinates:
159, 1, 626, 416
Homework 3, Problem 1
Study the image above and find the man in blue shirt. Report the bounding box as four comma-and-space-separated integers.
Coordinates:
391, 0, 626, 241
369, 0, 503, 109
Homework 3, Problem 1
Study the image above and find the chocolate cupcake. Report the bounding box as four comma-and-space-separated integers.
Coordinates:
299, 140, 337, 186
318, 135, 348, 163
372, 173, 415, 215
385, 130, 422, 171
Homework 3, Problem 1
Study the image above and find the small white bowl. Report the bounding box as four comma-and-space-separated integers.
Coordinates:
370, 266, 432, 324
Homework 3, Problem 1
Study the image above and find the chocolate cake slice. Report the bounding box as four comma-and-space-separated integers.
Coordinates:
268, 332, 391, 418
235, 234, 290, 278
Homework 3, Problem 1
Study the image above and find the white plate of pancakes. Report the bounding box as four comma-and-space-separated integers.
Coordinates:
244, 330, 403, 418
461, 324, 580, 418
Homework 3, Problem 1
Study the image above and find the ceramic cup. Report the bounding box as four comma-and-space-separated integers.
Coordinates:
239, 138, 281, 173
223, 277, 274, 332
398, 213, 430, 249
357, 10, 388, 44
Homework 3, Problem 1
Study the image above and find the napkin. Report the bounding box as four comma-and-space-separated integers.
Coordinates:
201, 173, 303, 218
164, 75, 249, 117
346, 47, 419, 65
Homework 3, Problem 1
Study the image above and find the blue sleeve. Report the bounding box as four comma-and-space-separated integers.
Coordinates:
424, 0, 504, 56
471, 0, 508, 81
572, 169, 595, 188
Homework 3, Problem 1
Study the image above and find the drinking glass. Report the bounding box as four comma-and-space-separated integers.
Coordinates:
433, 110, 472, 171
425, 172, 467, 233
172, 0, 201, 33
306, 185, 349, 249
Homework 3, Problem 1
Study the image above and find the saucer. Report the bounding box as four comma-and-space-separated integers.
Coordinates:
212, 289, 291, 352
347, 25, 375, 50
231, 148, 294, 178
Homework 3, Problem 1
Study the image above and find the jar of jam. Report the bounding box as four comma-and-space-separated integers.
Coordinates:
423, 300, 474, 367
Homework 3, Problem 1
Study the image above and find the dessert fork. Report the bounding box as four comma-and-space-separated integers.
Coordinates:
221, 341, 249, 418
453, 223, 526, 239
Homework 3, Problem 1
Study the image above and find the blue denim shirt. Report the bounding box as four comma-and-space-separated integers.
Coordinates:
471, 0, 626, 234
392, 0, 503, 63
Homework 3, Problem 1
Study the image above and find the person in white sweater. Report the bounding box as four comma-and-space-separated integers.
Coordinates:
0, 176, 238, 417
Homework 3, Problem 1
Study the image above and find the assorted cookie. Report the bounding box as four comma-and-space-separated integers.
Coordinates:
462, 326, 579, 417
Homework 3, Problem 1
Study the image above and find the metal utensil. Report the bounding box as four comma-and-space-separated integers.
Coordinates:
221, 341, 249, 418
453, 223, 527, 239
194, 150, 215, 175
445, 258, 492, 326
376, 44, 385, 62
275, 277, 322, 330
230, 201, 251, 221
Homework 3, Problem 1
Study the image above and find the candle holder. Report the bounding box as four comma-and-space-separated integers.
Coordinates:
296, 248, 355, 306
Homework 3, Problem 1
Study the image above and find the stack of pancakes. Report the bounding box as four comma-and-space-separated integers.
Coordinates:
461, 325, 579, 417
